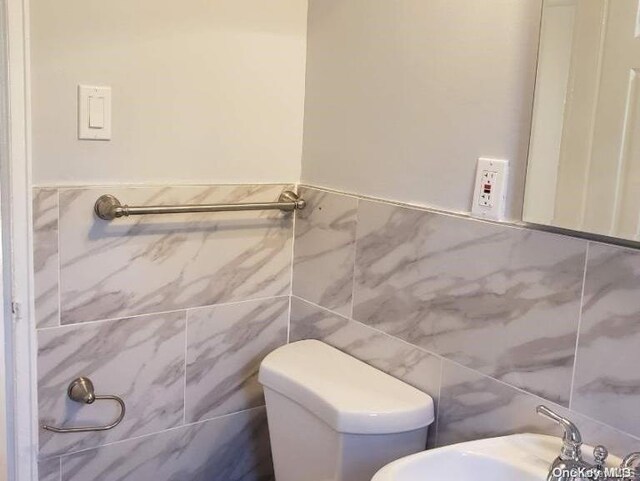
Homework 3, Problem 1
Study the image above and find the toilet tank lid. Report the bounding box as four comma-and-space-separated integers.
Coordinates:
258, 340, 434, 435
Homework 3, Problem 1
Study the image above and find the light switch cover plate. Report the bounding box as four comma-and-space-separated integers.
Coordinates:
78, 85, 111, 140
471, 157, 509, 221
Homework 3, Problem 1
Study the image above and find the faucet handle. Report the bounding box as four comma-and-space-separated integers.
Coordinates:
622, 453, 640, 480
593, 445, 608, 467
536, 405, 583, 460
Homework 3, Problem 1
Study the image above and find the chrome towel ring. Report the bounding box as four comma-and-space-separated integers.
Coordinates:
42, 377, 126, 434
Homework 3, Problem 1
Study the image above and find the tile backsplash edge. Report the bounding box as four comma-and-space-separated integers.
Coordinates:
298, 183, 640, 252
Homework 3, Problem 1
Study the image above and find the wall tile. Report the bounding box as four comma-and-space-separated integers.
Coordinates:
292, 187, 358, 315
33, 188, 59, 328
436, 360, 549, 447
353, 201, 586, 405
61, 408, 273, 481
575, 414, 640, 461
58, 185, 293, 324
39, 457, 60, 481
573, 243, 640, 438
36, 179, 640, 478
290, 296, 441, 400
437, 361, 640, 456
185, 297, 288, 423
38, 312, 186, 457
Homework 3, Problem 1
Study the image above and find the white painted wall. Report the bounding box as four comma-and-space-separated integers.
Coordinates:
301, 0, 542, 219
31, 0, 308, 185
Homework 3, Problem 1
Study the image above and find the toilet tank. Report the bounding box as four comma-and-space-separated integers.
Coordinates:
259, 340, 435, 481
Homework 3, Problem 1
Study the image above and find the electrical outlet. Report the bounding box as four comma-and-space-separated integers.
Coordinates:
471, 158, 509, 220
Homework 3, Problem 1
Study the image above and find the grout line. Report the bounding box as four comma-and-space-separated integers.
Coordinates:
348, 198, 360, 320
292, 295, 350, 322
33, 181, 294, 190
286, 295, 292, 344
36, 295, 290, 332
185, 295, 290, 316
57, 405, 268, 461
432, 359, 445, 448
569, 242, 590, 410
56, 188, 61, 329
297, 183, 361, 201
286, 185, 298, 344
183, 311, 188, 426
292, 295, 443, 360
289, 187, 298, 299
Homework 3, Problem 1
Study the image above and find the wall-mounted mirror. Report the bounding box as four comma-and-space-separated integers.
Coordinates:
524, 0, 640, 241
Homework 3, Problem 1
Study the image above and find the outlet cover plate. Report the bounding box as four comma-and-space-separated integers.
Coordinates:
471, 157, 509, 220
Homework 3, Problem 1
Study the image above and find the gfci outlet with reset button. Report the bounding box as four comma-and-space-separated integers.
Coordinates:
471, 158, 509, 221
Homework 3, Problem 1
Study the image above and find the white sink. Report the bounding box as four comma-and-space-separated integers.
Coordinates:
372, 434, 602, 481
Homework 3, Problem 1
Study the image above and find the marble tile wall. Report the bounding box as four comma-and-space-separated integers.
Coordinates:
38, 311, 186, 457
34, 182, 640, 481
291, 185, 640, 456
33, 188, 59, 329
57, 185, 293, 324
185, 297, 289, 423
61, 408, 273, 481
34, 184, 293, 481
292, 187, 358, 316
572, 244, 640, 437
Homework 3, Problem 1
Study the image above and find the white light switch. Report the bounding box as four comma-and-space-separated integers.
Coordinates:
78, 85, 111, 140
471, 158, 509, 220
88, 96, 105, 129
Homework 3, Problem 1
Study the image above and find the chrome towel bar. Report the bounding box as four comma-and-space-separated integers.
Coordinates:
42, 377, 126, 434
94, 189, 306, 220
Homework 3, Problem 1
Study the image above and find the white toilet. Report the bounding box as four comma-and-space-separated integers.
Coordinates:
258, 340, 435, 481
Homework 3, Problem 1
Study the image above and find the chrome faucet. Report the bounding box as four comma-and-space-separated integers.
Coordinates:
622, 453, 640, 481
536, 405, 640, 481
